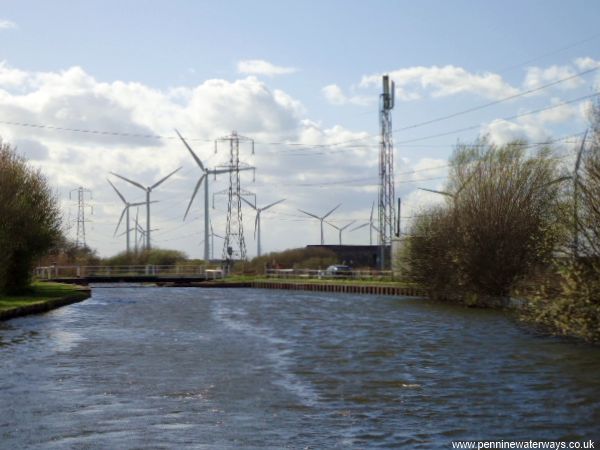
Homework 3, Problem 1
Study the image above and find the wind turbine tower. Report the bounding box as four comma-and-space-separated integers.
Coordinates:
326, 220, 356, 245
378, 74, 397, 269
215, 131, 256, 262
351, 201, 378, 245
176, 129, 236, 262
110, 167, 181, 250
298, 204, 341, 245
242, 197, 285, 256
107, 179, 150, 254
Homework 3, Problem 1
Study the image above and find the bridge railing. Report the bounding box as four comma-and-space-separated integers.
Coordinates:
264, 268, 396, 280
35, 265, 223, 280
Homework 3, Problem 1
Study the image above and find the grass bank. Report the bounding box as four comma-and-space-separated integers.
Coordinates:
0, 282, 90, 320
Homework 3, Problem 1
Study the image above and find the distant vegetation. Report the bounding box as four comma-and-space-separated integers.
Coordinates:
101, 248, 190, 266
401, 101, 600, 342
0, 140, 62, 294
38, 244, 190, 267
240, 247, 339, 274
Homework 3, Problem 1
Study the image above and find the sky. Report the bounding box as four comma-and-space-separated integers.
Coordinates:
1, 0, 599, 259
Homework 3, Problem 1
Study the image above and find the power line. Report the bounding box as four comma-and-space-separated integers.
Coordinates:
393, 66, 600, 133
395, 92, 599, 145
1, 67, 596, 151
495, 32, 600, 74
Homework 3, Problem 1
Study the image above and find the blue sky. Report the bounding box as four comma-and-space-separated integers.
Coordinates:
1, 1, 599, 258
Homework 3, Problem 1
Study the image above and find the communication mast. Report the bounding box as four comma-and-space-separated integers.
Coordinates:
214, 131, 256, 266
378, 74, 396, 269
69, 187, 93, 248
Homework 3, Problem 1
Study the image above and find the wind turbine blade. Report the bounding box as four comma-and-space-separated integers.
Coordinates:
175, 129, 205, 171
262, 198, 285, 211
241, 196, 257, 210
298, 209, 320, 220
351, 222, 369, 232
341, 220, 356, 231
370, 201, 375, 223
111, 172, 146, 191
114, 207, 127, 237
107, 178, 127, 205
212, 168, 232, 175
418, 187, 454, 198
130, 200, 156, 207
254, 213, 259, 239
184, 174, 206, 220
151, 167, 182, 190
325, 220, 340, 231
323, 203, 342, 219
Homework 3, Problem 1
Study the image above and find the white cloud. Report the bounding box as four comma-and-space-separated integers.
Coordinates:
0, 19, 17, 30
0, 62, 387, 257
482, 96, 582, 146
574, 57, 600, 71
0, 61, 29, 87
322, 84, 372, 106
237, 59, 296, 76
523, 64, 583, 90
361, 65, 519, 100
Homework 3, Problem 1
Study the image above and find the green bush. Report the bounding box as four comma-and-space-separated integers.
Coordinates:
101, 248, 188, 266
0, 140, 62, 294
404, 138, 564, 297
523, 261, 600, 343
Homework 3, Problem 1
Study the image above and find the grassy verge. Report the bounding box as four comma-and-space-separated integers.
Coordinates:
0, 282, 88, 314
224, 274, 418, 288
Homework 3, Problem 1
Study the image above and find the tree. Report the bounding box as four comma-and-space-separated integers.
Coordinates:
0, 139, 62, 293
405, 137, 564, 297
576, 101, 600, 260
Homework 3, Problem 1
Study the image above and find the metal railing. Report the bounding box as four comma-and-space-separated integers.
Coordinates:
35, 265, 224, 280
264, 268, 395, 280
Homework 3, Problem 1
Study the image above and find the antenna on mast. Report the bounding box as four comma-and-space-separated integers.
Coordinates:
378, 74, 396, 269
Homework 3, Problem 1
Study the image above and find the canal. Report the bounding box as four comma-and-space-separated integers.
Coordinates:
1, 286, 599, 448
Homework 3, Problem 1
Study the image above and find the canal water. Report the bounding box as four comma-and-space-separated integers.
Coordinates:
1, 286, 599, 449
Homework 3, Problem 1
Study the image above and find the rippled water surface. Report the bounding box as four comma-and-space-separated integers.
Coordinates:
1, 286, 599, 449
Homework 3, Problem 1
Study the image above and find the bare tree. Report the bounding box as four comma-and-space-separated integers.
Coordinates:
405, 137, 563, 297
576, 102, 600, 260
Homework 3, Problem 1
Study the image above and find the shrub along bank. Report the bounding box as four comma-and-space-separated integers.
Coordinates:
401, 128, 600, 343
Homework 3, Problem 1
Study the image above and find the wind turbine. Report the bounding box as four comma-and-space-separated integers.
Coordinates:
110, 167, 181, 250
298, 204, 341, 245
241, 197, 285, 256
107, 179, 151, 254
175, 129, 243, 262
326, 220, 356, 245
209, 221, 225, 260
351, 201, 379, 245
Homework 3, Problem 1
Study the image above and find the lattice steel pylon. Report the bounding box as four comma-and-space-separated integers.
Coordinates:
214, 131, 256, 266
69, 186, 93, 248
378, 75, 396, 269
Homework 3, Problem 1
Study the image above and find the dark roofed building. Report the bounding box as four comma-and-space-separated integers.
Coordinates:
306, 245, 390, 268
